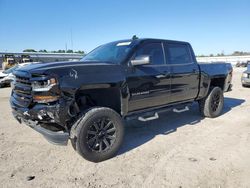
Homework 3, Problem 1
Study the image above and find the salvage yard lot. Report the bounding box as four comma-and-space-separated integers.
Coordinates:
0, 68, 249, 188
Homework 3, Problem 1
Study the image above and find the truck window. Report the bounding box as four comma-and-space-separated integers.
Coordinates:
165, 43, 192, 65
81, 41, 135, 64
134, 43, 165, 65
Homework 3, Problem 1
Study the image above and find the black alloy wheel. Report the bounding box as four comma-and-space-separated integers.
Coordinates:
71, 107, 124, 162
210, 90, 221, 112
87, 117, 116, 152
199, 87, 224, 118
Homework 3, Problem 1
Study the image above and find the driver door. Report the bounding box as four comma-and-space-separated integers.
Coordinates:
126, 42, 171, 112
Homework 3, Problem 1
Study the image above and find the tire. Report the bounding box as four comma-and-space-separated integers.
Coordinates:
199, 87, 224, 118
71, 107, 124, 162
242, 84, 249, 88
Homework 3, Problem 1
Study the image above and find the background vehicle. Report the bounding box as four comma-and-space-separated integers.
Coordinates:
0, 62, 39, 87
2, 54, 17, 70
241, 64, 250, 87
10, 38, 233, 162
19, 54, 33, 63
236, 61, 248, 67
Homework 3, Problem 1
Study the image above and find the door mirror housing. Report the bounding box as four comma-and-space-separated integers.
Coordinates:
131, 55, 150, 66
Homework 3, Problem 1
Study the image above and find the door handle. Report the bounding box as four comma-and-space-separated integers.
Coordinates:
156, 71, 170, 78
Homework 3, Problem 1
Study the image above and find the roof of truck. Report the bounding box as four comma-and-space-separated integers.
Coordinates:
114, 38, 190, 45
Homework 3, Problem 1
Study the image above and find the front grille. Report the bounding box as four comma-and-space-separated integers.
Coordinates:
12, 74, 32, 108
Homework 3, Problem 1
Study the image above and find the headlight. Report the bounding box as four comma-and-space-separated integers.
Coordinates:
32, 78, 57, 92
32, 77, 59, 103
242, 73, 248, 78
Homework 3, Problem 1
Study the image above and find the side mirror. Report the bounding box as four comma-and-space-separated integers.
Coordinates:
131, 55, 150, 66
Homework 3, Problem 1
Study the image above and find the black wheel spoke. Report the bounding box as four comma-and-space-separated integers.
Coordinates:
100, 118, 105, 129
87, 130, 96, 135
88, 136, 96, 144
93, 122, 99, 131
106, 127, 116, 134
106, 135, 116, 140
103, 121, 112, 130
99, 141, 103, 152
103, 138, 110, 147
86, 117, 117, 152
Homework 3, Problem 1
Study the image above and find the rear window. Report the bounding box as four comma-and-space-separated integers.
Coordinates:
165, 43, 192, 65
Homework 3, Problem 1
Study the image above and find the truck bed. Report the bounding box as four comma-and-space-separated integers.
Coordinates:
198, 62, 232, 78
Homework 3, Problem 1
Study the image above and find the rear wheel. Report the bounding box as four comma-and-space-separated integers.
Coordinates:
199, 87, 224, 118
71, 107, 124, 162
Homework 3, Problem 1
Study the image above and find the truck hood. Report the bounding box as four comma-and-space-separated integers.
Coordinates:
15, 61, 126, 91
16, 61, 113, 72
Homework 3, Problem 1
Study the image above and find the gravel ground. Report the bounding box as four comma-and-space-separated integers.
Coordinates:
0, 68, 249, 188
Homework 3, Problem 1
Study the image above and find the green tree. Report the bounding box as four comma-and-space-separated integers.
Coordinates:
57, 50, 66, 53
23, 49, 37, 52
39, 49, 47, 53
75, 50, 85, 54
66, 49, 73, 53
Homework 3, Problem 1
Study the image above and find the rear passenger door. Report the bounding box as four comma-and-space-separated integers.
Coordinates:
127, 42, 171, 112
164, 42, 200, 103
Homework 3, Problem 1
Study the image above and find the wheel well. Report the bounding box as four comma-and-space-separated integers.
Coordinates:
210, 77, 225, 90
75, 87, 121, 114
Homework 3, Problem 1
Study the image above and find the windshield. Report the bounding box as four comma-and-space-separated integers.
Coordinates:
81, 41, 135, 64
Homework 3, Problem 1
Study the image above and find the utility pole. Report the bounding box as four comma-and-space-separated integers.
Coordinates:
70, 28, 73, 52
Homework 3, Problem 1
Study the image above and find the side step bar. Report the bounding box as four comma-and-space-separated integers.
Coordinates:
173, 106, 189, 113
138, 113, 159, 122
125, 102, 193, 122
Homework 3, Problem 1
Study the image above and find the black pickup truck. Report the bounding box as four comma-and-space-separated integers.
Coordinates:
10, 38, 233, 162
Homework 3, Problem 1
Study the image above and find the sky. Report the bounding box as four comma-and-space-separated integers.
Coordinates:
0, 0, 249, 55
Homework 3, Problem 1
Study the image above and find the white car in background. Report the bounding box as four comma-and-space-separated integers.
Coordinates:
0, 62, 40, 88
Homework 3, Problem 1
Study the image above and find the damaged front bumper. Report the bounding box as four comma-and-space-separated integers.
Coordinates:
10, 100, 70, 145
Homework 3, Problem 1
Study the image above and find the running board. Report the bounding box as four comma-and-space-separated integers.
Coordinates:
138, 113, 159, 122
173, 106, 189, 113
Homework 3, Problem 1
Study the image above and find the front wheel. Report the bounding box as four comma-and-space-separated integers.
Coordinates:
199, 87, 224, 118
71, 107, 124, 162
